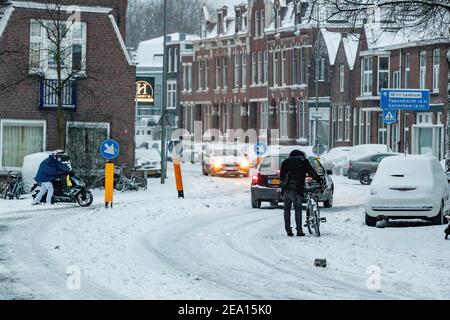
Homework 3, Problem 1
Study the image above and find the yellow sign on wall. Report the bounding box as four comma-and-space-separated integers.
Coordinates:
136, 80, 155, 103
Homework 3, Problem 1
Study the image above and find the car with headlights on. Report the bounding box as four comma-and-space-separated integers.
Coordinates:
135, 148, 162, 177
251, 153, 334, 208
202, 145, 251, 177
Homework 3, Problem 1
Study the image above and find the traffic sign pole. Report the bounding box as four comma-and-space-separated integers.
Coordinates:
105, 161, 114, 208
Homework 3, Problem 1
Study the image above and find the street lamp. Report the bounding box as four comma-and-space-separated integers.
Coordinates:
160, 0, 168, 184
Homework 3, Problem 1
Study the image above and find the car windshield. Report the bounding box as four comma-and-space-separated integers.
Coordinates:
212, 149, 243, 157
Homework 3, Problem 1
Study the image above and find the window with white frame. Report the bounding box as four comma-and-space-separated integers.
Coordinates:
339, 64, 344, 92
378, 56, 389, 93
332, 106, 337, 142
198, 60, 203, 90
365, 111, 371, 144
378, 113, 387, 144
29, 20, 87, 75
234, 55, 240, 88
281, 50, 287, 85
204, 60, 208, 89
182, 65, 187, 90
258, 52, 263, 84
261, 10, 265, 34
404, 53, 410, 88
260, 101, 269, 130
263, 51, 268, 83
337, 106, 343, 141
345, 105, 351, 141
252, 53, 257, 84
273, 52, 278, 86
393, 70, 400, 89
168, 48, 173, 73
279, 101, 289, 139
433, 49, 440, 92
222, 105, 228, 130
353, 108, 358, 144
275, 8, 282, 29
241, 54, 247, 88
300, 47, 306, 84
419, 51, 426, 89
316, 57, 325, 81
298, 101, 307, 139
255, 11, 260, 37
361, 56, 373, 95
292, 49, 299, 85
1, 120, 46, 168
187, 65, 192, 91
223, 57, 228, 88
358, 109, 364, 144
167, 81, 177, 109
174, 48, 178, 73
216, 58, 221, 89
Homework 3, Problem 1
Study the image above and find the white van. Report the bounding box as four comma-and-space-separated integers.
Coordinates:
365, 155, 449, 226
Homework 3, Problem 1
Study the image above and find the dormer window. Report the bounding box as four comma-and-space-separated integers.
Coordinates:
217, 13, 223, 35
275, 8, 282, 29
295, 1, 302, 24
242, 14, 247, 32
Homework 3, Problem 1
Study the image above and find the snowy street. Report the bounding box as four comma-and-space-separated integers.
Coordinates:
0, 164, 449, 300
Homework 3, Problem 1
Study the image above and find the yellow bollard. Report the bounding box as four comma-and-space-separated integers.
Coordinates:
105, 161, 114, 208
173, 158, 184, 198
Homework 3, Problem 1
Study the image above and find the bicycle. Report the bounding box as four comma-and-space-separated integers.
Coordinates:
2, 171, 25, 200
304, 182, 327, 237
98, 164, 147, 192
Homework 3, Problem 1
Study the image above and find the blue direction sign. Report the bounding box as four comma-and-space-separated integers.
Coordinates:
383, 109, 397, 124
380, 89, 430, 110
99, 139, 120, 160
254, 142, 268, 157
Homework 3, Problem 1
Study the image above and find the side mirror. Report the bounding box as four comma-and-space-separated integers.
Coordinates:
326, 170, 333, 175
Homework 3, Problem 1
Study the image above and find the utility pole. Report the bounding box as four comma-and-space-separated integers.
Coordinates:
160, 0, 168, 184
446, 49, 450, 171
314, 4, 321, 147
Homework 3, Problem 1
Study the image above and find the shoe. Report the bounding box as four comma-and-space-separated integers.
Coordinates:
287, 232, 294, 237
297, 231, 306, 237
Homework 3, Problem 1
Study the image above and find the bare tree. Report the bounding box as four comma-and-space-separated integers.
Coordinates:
306, 0, 450, 35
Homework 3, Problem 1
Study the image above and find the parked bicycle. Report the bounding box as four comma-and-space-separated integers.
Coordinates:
2, 171, 25, 200
304, 182, 327, 237
98, 164, 147, 192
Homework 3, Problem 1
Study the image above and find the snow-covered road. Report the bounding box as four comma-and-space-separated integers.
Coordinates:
0, 165, 449, 299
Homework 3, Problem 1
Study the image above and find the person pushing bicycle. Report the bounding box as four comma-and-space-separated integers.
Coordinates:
280, 150, 324, 237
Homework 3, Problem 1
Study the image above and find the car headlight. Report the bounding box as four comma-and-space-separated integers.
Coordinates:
240, 159, 250, 169
212, 161, 223, 169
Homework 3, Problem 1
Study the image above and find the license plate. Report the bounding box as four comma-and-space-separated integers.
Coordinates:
226, 166, 237, 170
269, 178, 281, 185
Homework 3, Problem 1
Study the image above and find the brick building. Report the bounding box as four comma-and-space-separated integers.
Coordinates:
180, 0, 449, 159
0, 0, 135, 172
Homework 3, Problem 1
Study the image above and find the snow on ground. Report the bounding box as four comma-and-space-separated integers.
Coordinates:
0, 165, 449, 299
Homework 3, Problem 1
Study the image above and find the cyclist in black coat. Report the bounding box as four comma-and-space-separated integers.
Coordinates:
280, 150, 323, 237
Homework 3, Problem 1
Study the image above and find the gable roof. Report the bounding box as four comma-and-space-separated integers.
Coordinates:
321, 29, 341, 65
342, 34, 359, 70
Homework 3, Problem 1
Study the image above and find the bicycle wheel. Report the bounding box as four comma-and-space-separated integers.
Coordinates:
115, 179, 126, 192
306, 200, 314, 235
134, 177, 147, 191
312, 204, 321, 237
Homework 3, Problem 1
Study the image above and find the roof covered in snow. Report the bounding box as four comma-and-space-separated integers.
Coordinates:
321, 29, 341, 66
342, 34, 360, 70
134, 33, 199, 67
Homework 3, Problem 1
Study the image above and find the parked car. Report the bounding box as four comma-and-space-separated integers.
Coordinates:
365, 155, 449, 226
202, 144, 251, 177
320, 147, 352, 174
342, 144, 392, 176
251, 153, 334, 208
348, 153, 400, 185
135, 148, 162, 177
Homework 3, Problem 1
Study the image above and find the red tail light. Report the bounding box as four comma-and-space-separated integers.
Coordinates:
305, 176, 313, 183
252, 174, 260, 186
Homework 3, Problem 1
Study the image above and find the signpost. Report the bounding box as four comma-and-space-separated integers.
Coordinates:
382, 109, 397, 124
99, 139, 120, 208
380, 89, 430, 111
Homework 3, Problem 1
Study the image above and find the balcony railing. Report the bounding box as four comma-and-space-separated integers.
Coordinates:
39, 79, 77, 109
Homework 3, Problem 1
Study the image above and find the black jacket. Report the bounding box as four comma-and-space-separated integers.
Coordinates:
280, 156, 322, 194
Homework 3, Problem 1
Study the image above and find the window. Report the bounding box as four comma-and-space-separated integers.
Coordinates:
1, 120, 45, 168
29, 20, 87, 75
316, 57, 325, 81
298, 101, 307, 139
339, 64, 344, 92
258, 52, 263, 84
378, 56, 389, 93
263, 51, 268, 83
419, 51, 426, 89
300, 47, 306, 84
223, 57, 228, 88
168, 48, 173, 73
187, 65, 192, 91
393, 70, 400, 89
378, 113, 387, 144
198, 60, 203, 90
241, 54, 247, 88
222, 105, 228, 131
261, 10, 265, 34
255, 11, 260, 37
433, 49, 440, 92
174, 48, 178, 73
358, 109, 364, 144
182, 65, 187, 90
337, 106, 343, 141
281, 50, 287, 85
252, 53, 257, 85
275, 8, 282, 29
215, 58, 221, 89
167, 81, 177, 109
365, 111, 371, 144
280, 101, 289, 139
234, 55, 240, 88
273, 51, 280, 86
345, 106, 351, 141
292, 49, 299, 85
204, 60, 208, 89
361, 57, 373, 95
260, 101, 269, 130
404, 53, 410, 88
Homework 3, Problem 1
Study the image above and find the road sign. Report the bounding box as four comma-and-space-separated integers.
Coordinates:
99, 139, 120, 160
254, 142, 268, 157
383, 109, 397, 124
380, 89, 430, 110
